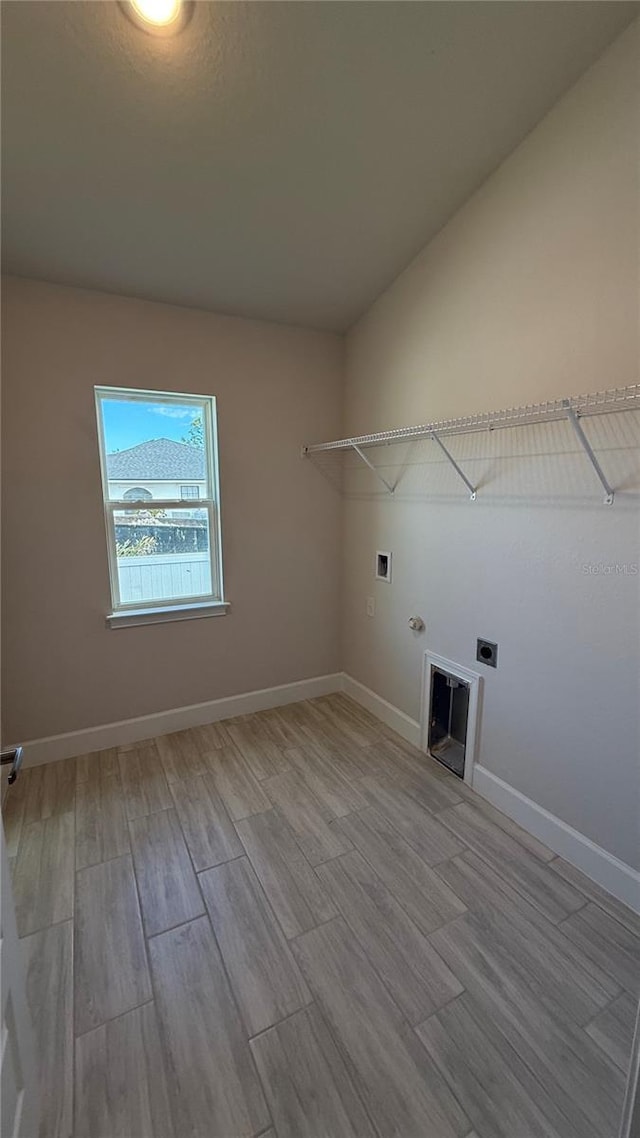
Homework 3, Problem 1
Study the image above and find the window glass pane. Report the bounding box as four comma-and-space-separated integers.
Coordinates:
113, 507, 214, 606
99, 396, 209, 501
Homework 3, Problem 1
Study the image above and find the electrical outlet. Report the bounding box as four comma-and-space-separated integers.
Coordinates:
366, 596, 375, 617
476, 638, 498, 668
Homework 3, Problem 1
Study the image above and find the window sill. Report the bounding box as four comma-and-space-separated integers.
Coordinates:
107, 600, 230, 629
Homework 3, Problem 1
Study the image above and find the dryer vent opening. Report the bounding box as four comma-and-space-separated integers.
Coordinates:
428, 667, 470, 779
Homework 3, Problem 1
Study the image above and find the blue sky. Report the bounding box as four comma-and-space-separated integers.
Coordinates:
101, 399, 198, 453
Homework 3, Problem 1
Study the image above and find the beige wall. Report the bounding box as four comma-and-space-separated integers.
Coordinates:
342, 23, 640, 866
1, 278, 343, 741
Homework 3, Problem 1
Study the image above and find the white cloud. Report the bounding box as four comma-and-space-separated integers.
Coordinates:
150, 405, 194, 420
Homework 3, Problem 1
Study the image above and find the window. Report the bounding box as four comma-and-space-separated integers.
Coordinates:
95, 387, 225, 624
123, 487, 153, 502
123, 487, 153, 515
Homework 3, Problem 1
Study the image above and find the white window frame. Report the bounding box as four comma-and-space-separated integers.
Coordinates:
95, 386, 227, 626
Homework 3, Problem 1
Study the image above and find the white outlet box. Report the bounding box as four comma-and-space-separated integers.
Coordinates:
366, 596, 375, 617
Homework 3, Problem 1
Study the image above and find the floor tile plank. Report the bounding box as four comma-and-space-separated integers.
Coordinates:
586, 991, 638, 1073
549, 857, 640, 938
309, 696, 377, 747
208, 744, 271, 821
169, 772, 242, 871
118, 744, 172, 820
337, 807, 466, 935
254, 707, 309, 749
417, 993, 578, 1138
438, 801, 585, 923
363, 738, 465, 808
227, 723, 290, 780
2, 777, 27, 857
317, 850, 463, 1024
76, 749, 119, 784
23, 758, 76, 824
286, 710, 372, 776
76, 765, 129, 870
361, 742, 464, 811
286, 745, 367, 817
23, 921, 73, 1138
360, 774, 466, 864
236, 809, 337, 939
293, 917, 469, 1138
436, 853, 620, 1020
200, 857, 311, 1035
75, 1003, 175, 1138
264, 770, 352, 866
430, 912, 626, 1138
13, 812, 75, 936
394, 765, 465, 813
331, 692, 383, 731
250, 1004, 377, 1138
129, 808, 204, 937
75, 854, 151, 1035
149, 916, 270, 1138
560, 903, 640, 996
468, 797, 555, 862
190, 720, 233, 750
293, 720, 374, 781
155, 729, 209, 783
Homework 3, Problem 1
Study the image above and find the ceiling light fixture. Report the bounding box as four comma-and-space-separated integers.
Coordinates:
121, 0, 192, 36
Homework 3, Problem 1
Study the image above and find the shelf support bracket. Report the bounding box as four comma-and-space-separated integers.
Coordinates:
431, 433, 477, 499
563, 401, 614, 505
352, 444, 395, 495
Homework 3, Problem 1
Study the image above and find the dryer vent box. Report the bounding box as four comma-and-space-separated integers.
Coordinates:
476, 638, 498, 668
428, 667, 470, 779
375, 551, 392, 582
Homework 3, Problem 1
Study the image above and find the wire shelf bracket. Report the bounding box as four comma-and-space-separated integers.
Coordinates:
302, 384, 639, 505
431, 432, 477, 500
352, 443, 396, 495
563, 400, 615, 505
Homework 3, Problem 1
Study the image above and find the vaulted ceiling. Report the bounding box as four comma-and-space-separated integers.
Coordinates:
2, 1, 636, 330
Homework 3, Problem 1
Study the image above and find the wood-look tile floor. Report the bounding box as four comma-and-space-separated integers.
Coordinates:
4, 693, 639, 1138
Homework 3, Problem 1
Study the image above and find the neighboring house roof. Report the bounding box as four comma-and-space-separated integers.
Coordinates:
106, 438, 205, 481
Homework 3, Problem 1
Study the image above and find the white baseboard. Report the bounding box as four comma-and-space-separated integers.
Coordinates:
473, 765, 640, 915
341, 673, 422, 748
13, 673, 343, 768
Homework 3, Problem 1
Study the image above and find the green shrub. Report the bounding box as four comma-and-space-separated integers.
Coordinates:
116, 534, 158, 558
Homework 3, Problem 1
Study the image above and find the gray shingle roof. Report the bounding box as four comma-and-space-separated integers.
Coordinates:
106, 438, 206, 481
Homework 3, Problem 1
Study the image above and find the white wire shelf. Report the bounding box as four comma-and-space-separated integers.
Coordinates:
302, 384, 640, 505
303, 385, 639, 453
